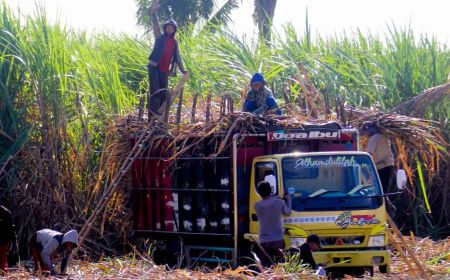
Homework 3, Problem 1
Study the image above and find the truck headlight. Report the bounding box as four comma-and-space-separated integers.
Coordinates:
368, 235, 385, 247
290, 237, 306, 248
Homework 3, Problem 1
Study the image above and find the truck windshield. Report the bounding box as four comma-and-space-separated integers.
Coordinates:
282, 154, 383, 211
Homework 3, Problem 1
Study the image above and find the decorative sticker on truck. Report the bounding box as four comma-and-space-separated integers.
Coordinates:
335, 211, 380, 229
284, 215, 338, 224
267, 130, 340, 141
295, 156, 360, 169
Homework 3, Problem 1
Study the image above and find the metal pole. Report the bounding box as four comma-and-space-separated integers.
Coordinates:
232, 134, 239, 268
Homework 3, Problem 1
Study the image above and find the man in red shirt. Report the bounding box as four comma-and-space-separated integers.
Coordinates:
148, 0, 187, 118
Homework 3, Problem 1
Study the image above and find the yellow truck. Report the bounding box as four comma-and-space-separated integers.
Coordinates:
246, 151, 402, 274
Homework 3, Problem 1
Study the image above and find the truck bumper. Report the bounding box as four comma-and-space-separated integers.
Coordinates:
313, 249, 390, 267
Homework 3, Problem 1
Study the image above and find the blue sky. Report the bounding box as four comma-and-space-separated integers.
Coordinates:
5, 0, 450, 45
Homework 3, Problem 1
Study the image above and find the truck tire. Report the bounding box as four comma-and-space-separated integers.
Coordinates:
237, 239, 253, 266
379, 265, 389, 273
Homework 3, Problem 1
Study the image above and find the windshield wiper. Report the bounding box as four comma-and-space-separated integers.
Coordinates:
346, 185, 373, 197
309, 189, 340, 198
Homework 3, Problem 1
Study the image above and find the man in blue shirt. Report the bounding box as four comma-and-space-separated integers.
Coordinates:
254, 181, 291, 266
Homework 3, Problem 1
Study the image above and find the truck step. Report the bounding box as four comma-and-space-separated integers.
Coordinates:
192, 257, 233, 263
186, 245, 234, 252
185, 245, 235, 267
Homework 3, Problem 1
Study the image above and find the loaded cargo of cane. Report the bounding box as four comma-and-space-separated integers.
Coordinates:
125, 114, 404, 271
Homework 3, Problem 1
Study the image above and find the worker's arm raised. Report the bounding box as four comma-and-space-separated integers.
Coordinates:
151, 0, 162, 39
282, 195, 292, 216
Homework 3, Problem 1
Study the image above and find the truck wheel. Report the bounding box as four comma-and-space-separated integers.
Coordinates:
379, 265, 389, 273
165, 240, 183, 267
237, 239, 253, 266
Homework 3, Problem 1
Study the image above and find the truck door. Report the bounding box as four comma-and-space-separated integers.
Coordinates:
249, 160, 280, 234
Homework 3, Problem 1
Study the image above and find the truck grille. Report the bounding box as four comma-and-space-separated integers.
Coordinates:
321, 236, 365, 246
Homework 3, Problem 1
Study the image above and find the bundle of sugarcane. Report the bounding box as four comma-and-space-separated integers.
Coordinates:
346, 109, 449, 231
352, 113, 447, 155
393, 83, 450, 118
120, 106, 448, 168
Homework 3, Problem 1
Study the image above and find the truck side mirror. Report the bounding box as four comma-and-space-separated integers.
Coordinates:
396, 170, 407, 190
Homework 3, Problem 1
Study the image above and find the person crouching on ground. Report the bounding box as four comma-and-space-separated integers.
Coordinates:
0, 204, 16, 275
243, 73, 281, 116
254, 181, 292, 267
29, 229, 78, 276
299, 234, 321, 270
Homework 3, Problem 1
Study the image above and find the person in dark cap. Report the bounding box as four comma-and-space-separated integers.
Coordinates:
243, 73, 281, 116
359, 121, 395, 193
147, 0, 187, 117
299, 234, 321, 269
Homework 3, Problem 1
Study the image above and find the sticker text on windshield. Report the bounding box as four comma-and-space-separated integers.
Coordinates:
295, 156, 360, 169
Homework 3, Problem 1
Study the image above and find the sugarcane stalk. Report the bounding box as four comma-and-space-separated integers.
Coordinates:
191, 93, 198, 123
138, 92, 145, 120
298, 64, 326, 113
321, 88, 331, 115
205, 93, 212, 122
228, 94, 234, 114
294, 73, 319, 118
176, 89, 183, 125
77, 128, 156, 243
387, 229, 416, 275
387, 215, 430, 280
163, 73, 189, 123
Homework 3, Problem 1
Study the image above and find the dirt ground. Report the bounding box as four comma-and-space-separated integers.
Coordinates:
4, 237, 449, 279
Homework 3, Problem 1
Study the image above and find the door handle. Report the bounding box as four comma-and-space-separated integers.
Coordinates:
251, 214, 258, 221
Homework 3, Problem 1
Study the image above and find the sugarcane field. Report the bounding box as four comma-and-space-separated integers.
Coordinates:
1, 0, 449, 279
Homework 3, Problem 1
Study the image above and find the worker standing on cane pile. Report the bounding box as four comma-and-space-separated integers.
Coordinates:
29, 229, 78, 276
147, 0, 187, 118
0, 204, 16, 276
243, 73, 281, 116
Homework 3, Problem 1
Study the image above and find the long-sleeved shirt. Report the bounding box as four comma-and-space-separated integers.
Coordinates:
36, 229, 77, 274
36, 229, 63, 272
254, 196, 291, 244
242, 86, 275, 115
366, 133, 394, 170
148, 12, 185, 74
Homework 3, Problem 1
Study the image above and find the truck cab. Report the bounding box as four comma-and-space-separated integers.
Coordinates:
247, 151, 390, 272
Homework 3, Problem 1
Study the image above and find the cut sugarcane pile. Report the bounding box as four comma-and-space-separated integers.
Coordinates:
7, 236, 450, 279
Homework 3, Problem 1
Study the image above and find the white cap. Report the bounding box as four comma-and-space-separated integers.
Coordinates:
62, 229, 78, 246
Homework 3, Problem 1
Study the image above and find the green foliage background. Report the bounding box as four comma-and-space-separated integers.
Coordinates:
0, 4, 448, 238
